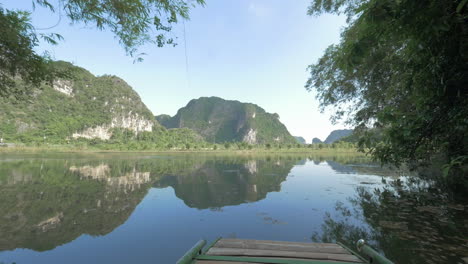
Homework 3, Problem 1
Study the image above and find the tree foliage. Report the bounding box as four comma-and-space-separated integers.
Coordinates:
40, 0, 205, 54
306, 0, 468, 173
0, 0, 204, 96
0, 7, 56, 97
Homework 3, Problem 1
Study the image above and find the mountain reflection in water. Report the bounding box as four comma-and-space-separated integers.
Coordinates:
0, 153, 466, 264
0, 155, 298, 252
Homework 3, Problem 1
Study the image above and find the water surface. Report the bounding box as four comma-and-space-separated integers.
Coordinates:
0, 153, 466, 264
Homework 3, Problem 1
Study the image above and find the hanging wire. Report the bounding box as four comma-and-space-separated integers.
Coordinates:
35, 0, 63, 30
182, 19, 190, 89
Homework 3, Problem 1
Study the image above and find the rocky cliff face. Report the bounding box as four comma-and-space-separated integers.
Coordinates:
0, 61, 158, 142
243, 129, 258, 144
72, 113, 154, 140
155, 97, 296, 144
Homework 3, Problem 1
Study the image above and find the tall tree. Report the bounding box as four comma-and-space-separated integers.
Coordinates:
0, 0, 204, 97
306, 0, 468, 178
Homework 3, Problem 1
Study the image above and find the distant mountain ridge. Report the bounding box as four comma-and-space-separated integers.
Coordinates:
294, 136, 306, 144
311, 129, 354, 144
155, 97, 296, 144
312, 137, 322, 144
155, 114, 171, 127
324, 129, 353, 144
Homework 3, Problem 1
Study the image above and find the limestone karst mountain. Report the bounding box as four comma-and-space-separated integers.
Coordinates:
0, 61, 160, 142
155, 97, 296, 144
323, 129, 353, 144
294, 136, 306, 144
311, 137, 323, 144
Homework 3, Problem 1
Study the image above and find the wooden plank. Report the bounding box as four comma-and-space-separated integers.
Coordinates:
206, 248, 362, 263
213, 240, 349, 254
196, 261, 259, 264
217, 239, 342, 249
197, 256, 362, 263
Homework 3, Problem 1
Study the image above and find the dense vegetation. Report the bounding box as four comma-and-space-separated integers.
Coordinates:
323, 129, 353, 144
156, 97, 297, 144
311, 137, 322, 144
306, 0, 468, 185
0, 0, 204, 97
0, 61, 358, 152
294, 136, 306, 144
0, 61, 154, 141
0, 61, 210, 150
310, 129, 354, 144
155, 114, 172, 126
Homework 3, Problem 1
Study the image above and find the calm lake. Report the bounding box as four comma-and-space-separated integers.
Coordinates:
0, 153, 466, 264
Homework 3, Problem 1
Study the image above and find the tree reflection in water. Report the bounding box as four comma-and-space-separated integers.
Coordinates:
1, 153, 465, 264
0, 154, 300, 252
312, 175, 468, 264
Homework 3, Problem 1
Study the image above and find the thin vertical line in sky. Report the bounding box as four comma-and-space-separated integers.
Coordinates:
35, 0, 62, 30
183, 20, 190, 90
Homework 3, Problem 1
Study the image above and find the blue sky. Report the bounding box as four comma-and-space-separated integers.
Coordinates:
3, 0, 348, 142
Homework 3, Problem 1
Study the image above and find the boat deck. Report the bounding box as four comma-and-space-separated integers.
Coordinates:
195, 238, 365, 263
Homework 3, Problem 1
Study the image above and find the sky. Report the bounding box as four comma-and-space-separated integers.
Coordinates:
3, 0, 349, 142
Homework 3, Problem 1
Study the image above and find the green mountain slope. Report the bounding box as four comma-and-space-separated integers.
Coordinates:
156, 97, 296, 144
294, 136, 306, 144
0, 61, 162, 143
312, 137, 322, 144
323, 129, 353, 144
155, 114, 172, 127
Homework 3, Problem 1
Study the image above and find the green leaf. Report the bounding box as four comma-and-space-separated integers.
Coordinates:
457, 0, 468, 13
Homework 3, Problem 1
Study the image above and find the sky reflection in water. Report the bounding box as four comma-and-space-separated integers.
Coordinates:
0, 153, 466, 264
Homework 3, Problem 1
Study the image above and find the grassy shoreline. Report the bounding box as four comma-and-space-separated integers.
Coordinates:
0, 145, 362, 155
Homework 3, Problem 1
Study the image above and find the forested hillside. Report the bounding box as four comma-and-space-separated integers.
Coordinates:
0, 61, 157, 142
323, 129, 353, 144
294, 136, 306, 144
312, 137, 322, 144
0, 61, 203, 148
156, 97, 296, 144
